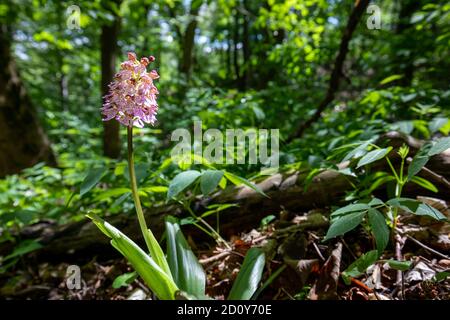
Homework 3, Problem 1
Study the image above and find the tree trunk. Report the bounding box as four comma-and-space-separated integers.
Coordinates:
101, 5, 121, 159
179, 1, 202, 80
233, 7, 243, 90
0, 24, 56, 177
242, 0, 251, 89
393, 0, 423, 87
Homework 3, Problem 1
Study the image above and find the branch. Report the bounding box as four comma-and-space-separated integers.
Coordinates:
287, 0, 370, 142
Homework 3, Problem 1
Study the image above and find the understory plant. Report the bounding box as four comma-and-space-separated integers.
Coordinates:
87, 53, 265, 300
324, 137, 450, 282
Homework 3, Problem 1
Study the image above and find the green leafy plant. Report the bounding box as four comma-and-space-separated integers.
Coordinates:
324, 137, 449, 282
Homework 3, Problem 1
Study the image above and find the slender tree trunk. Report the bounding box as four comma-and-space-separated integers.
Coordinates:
0, 25, 56, 177
226, 27, 232, 79
242, 0, 251, 89
233, 7, 243, 90
179, 1, 202, 81
393, 0, 423, 87
56, 1, 68, 112
101, 5, 121, 159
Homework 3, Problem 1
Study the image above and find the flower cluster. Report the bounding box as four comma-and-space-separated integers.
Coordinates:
101, 52, 159, 128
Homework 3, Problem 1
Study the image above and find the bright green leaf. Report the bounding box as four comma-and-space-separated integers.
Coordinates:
165, 216, 206, 298
342, 250, 379, 285
80, 167, 107, 196
356, 147, 392, 168
325, 211, 366, 240
410, 176, 438, 193
428, 137, 450, 156
112, 272, 138, 289
228, 248, 265, 300
87, 214, 178, 300
200, 170, 224, 195
387, 260, 412, 271
167, 170, 201, 199
224, 172, 267, 197
368, 208, 389, 254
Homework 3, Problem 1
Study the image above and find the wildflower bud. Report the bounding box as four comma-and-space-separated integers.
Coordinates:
148, 55, 155, 63
140, 57, 150, 66
127, 52, 137, 61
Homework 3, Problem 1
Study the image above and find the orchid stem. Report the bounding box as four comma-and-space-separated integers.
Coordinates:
127, 126, 155, 253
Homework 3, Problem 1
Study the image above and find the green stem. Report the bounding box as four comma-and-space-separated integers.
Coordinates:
386, 157, 400, 182
127, 126, 154, 253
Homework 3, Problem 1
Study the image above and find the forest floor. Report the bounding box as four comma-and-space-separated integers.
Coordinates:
1, 199, 449, 300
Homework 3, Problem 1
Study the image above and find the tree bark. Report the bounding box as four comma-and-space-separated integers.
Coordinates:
233, 7, 243, 89
392, 0, 423, 87
179, 2, 201, 79
101, 3, 121, 159
242, 0, 251, 89
0, 24, 56, 177
287, 0, 370, 142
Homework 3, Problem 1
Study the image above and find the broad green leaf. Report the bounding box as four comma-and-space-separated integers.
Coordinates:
367, 198, 385, 207
112, 272, 138, 289
407, 155, 429, 181
342, 250, 379, 285
325, 211, 366, 240
429, 117, 448, 133
342, 140, 371, 162
80, 167, 107, 196
3, 240, 43, 261
165, 216, 206, 298
368, 208, 389, 254
167, 170, 201, 199
387, 197, 421, 213
87, 214, 178, 300
144, 228, 173, 280
200, 170, 224, 195
428, 137, 450, 156
15, 210, 39, 224
387, 260, 412, 271
387, 199, 447, 221
224, 172, 267, 197
410, 176, 438, 193
228, 248, 265, 300
330, 203, 369, 218
415, 203, 447, 221
356, 147, 392, 168
369, 175, 395, 192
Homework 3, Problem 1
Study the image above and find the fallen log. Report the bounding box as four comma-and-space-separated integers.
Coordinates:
1, 132, 449, 262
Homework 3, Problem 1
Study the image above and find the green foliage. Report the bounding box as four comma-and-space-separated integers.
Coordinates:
87, 214, 179, 300
228, 248, 266, 300
165, 216, 206, 299
342, 250, 379, 285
